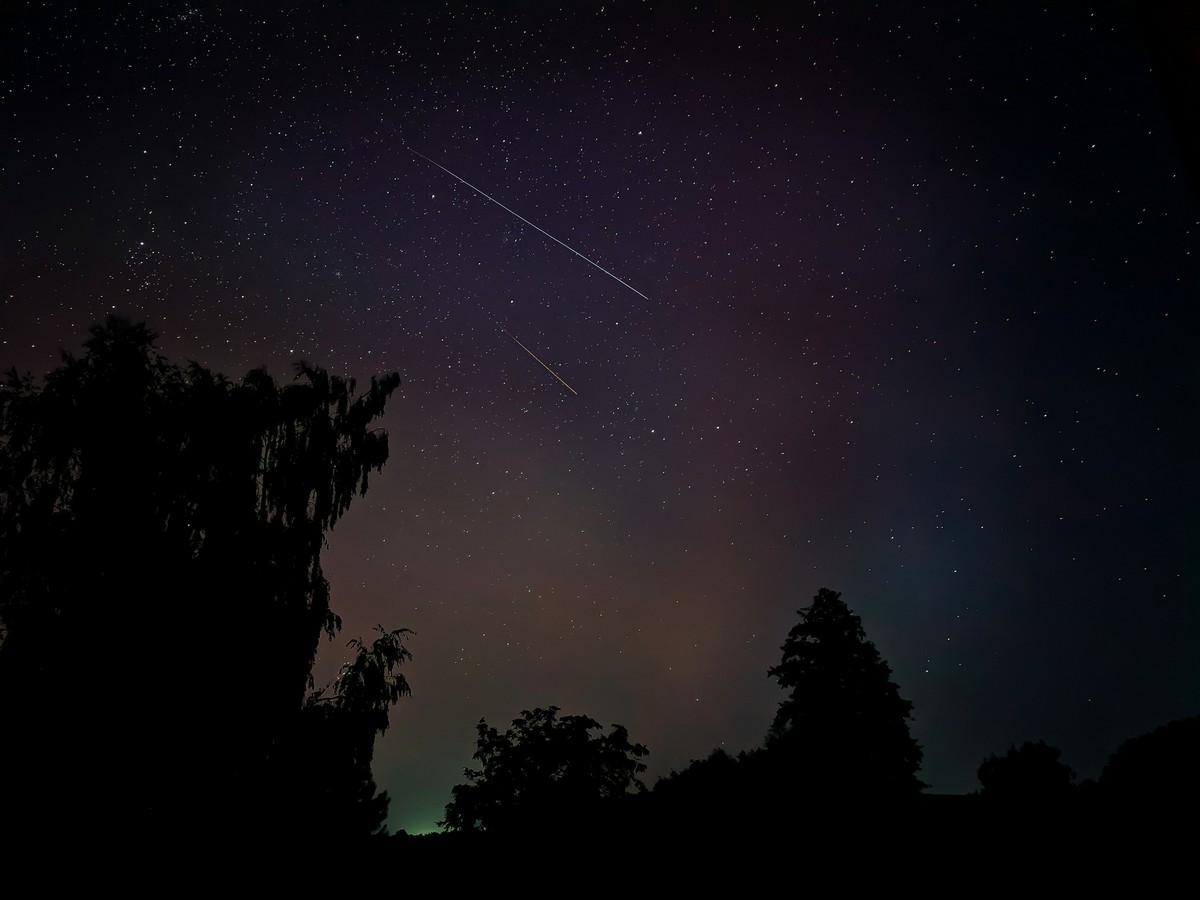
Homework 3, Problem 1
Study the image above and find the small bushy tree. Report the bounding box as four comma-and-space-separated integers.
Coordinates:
977, 741, 1075, 800
442, 706, 649, 833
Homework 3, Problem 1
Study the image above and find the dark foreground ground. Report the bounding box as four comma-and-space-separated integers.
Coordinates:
3, 793, 1185, 890
384, 794, 1189, 889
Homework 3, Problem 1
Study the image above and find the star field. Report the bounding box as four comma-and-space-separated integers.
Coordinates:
2, 2, 1197, 834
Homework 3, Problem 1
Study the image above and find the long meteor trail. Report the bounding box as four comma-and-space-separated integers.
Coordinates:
405, 145, 650, 301
506, 330, 578, 396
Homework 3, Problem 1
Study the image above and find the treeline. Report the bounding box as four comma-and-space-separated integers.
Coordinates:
424, 587, 1198, 846
1, 320, 1194, 860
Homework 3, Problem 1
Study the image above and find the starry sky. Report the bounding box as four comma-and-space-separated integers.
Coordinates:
3, 2, 1197, 834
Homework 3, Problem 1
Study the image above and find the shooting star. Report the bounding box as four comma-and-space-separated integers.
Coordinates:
506, 330, 578, 396
405, 145, 650, 301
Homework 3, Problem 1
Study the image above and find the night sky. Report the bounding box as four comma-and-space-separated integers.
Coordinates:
3, 2, 1197, 835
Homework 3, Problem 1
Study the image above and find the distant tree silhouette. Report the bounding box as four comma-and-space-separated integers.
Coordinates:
647, 746, 762, 829
977, 741, 1075, 801
441, 706, 648, 833
0, 317, 405, 840
655, 747, 741, 796
1099, 715, 1200, 805
766, 587, 924, 797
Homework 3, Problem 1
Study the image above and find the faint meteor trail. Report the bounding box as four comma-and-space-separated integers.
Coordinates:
405, 145, 650, 301
505, 330, 578, 396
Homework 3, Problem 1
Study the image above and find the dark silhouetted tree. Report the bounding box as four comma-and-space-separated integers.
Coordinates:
647, 747, 758, 829
269, 625, 413, 840
441, 706, 649, 833
766, 588, 924, 797
977, 741, 1076, 801
0, 317, 405, 840
1099, 715, 1200, 805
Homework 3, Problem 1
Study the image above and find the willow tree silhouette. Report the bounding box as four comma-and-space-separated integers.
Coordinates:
0, 317, 405, 841
269, 625, 414, 840
441, 706, 649, 834
765, 588, 925, 799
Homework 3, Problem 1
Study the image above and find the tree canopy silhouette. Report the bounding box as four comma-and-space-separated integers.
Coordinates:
766, 587, 924, 797
441, 706, 649, 834
977, 741, 1076, 801
1099, 714, 1200, 805
0, 317, 405, 840
269, 625, 414, 840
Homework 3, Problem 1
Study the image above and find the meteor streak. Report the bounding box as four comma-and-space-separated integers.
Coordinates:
405, 145, 650, 301
505, 330, 578, 396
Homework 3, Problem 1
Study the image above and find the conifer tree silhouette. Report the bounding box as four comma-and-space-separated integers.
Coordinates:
766, 588, 924, 798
